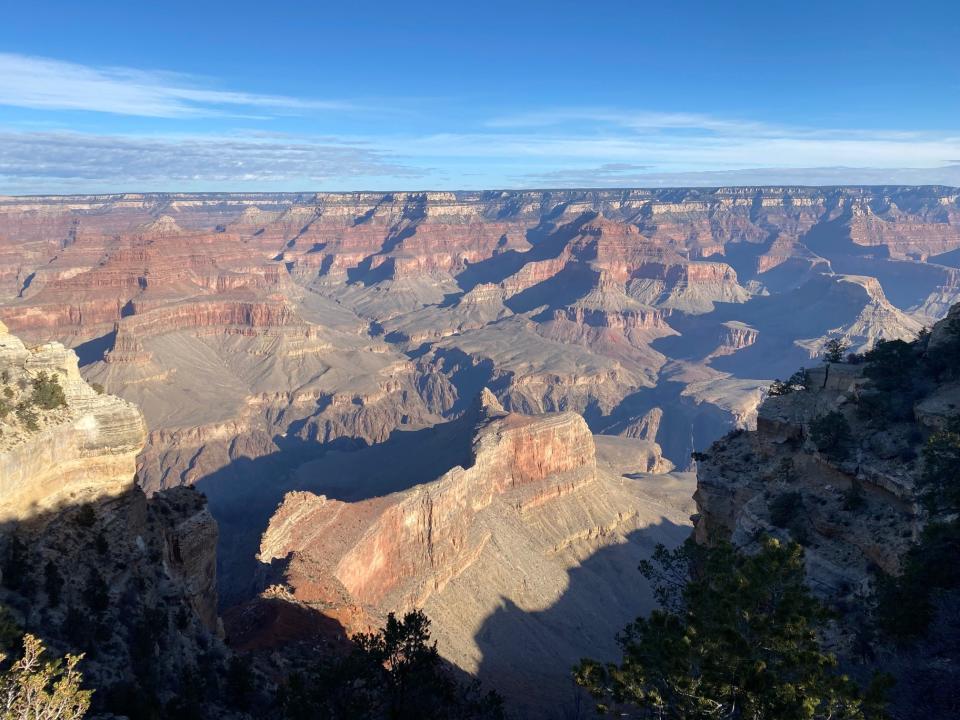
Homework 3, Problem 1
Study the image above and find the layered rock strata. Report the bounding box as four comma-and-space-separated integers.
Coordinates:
0, 320, 146, 522
256, 392, 695, 716
0, 187, 951, 497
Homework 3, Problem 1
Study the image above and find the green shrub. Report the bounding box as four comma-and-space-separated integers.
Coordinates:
843, 481, 866, 512
90, 382, 106, 395
0, 397, 11, 420
14, 402, 38, 431
75, 504, 97, 528
811, 411, 853, 459
30, 371, 67, 410
94, 531, 109, 555
0, 634, 92, 719
823, 338, 850, 363
768, 368, 811, 397
876, 520, 960, 639
0, 605, 22, 654
1, 536, 29, 592
84, 568, 110, 615
919, 420, 960, 514
864, 339, 917, 392
279, 610, 504, 720
44, 561, 64, 607
575, 539, 886, 719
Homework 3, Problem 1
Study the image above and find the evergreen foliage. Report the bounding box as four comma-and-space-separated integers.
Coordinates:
876, 521, 960, 640
575, 539, 887, 719
768, 368, 811, 397
278, 609, 504, 720
810, 411, 853, 459
918, 417, 960, 515
824, 338, 850, 363
30, 371, 67, 411
14, 402, 38, 432
0, 634, 91, 720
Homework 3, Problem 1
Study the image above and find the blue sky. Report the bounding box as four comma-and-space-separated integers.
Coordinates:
1, 0, 958, 193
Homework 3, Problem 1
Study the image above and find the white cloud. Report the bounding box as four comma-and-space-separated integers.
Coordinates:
0, 54, 351, 118
515, 163, 960, 188
389, 126, 960, 173
0, 131, 423, 192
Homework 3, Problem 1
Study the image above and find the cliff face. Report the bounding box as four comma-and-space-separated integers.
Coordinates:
694, 361, 918, 595
694, 302, 960, 718
254, 392, 694, 716
260, 393, 598, 612
0, 323, 229, 716
694, 305, 960, 588
0, 320, 146, 522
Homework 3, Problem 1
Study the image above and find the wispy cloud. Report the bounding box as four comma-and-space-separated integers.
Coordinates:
0, 131, 423, 192
0, 54, 352, 118
2, 75, 960, 190
516, 163, 960, 188
391, 124, 960, 172
485, 108, 773, 135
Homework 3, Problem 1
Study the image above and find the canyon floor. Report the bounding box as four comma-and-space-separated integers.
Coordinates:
1, 186, 958, 715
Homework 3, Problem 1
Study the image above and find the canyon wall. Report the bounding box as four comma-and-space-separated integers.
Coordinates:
0, 187, 951, 489
0, 319, 146, 522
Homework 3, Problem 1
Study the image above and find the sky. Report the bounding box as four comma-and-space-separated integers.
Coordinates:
0, 0, 958, 193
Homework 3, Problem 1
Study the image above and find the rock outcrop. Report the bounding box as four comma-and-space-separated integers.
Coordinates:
694, 361, 918, 596
0, 323, 231, 717
255, 393, 694, 716
694, 303, 960, 591
1, 186, 949, 487
0, 320, 146, 522
260, 393, 598, 614
694, 300, 960, 719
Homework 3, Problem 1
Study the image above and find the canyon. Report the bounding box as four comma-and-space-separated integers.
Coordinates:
1, 187, 954, 487
2, 186, 959, 715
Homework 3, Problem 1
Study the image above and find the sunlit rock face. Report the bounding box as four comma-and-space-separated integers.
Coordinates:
257, 391, 695, 717
0, 320, 146, 522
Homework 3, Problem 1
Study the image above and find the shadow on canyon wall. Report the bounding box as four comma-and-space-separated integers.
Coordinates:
586, 381, 736, 468
456, 212, 596, 294
195, 413, 480, 605
472, 519, 691, 720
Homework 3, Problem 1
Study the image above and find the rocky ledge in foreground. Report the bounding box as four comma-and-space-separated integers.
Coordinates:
0, 322, 231, 717
694, 301, 960, 718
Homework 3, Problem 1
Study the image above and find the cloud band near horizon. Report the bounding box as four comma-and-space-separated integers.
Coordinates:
0, 54, 958, 192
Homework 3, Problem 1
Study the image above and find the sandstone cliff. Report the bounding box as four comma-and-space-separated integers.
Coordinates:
0, 319, 146, 522
0, 186, 950, 490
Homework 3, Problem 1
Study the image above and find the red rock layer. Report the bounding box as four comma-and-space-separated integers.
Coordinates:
258, 400, 596, 627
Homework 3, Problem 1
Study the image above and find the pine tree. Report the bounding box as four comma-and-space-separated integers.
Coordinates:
575, 538, 887, 719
